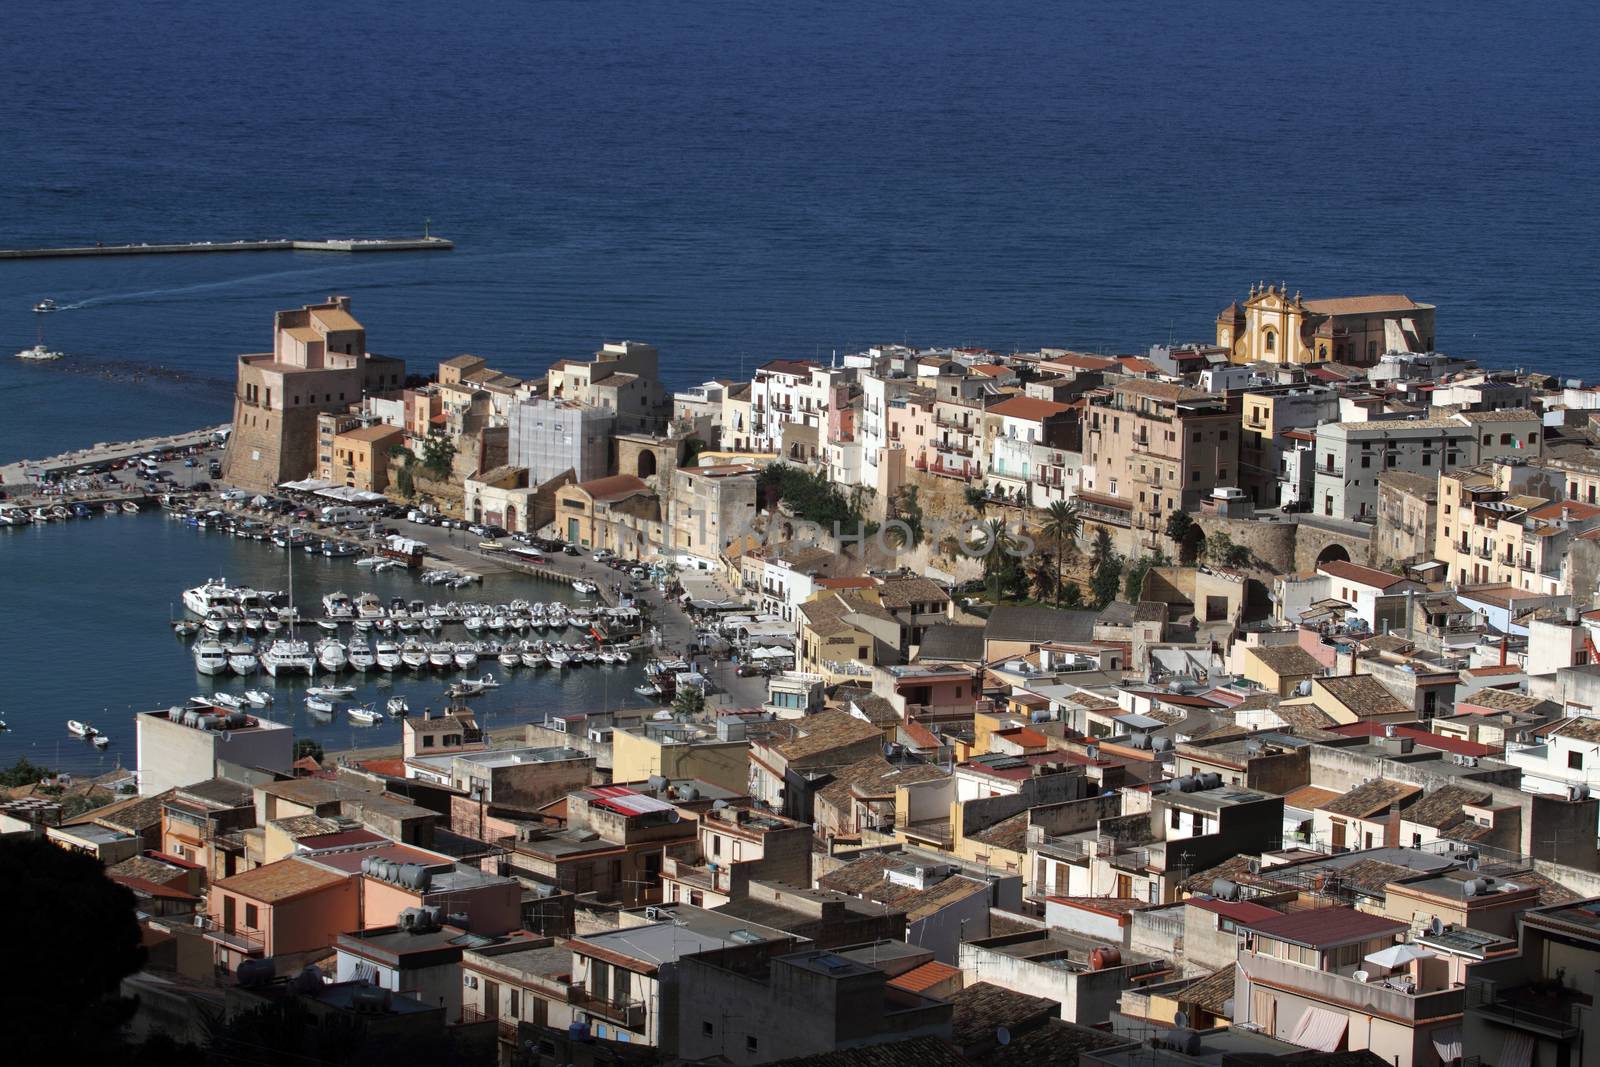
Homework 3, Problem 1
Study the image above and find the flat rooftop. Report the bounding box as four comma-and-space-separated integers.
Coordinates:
408, 745, 588, 771
574, 906, 793, 971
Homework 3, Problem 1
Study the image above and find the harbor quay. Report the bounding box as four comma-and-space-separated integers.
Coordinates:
0, 235, 452, 260
0, 424, 229, 488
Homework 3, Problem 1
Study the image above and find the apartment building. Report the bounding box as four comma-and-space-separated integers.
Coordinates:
507, 395, 616, 486
1239, 385, 1340, 507
545, 340, 666, 433
1375, 471, 1440, 567
1435, 463, 1600, 592
1082, 379, 1238, 542
553, 473, 664, 557
983, 396, 1078, 507
749, 359, 820, 453
928, 370, 990, 482
660, 803, 812, 908
1312, 417, 1475, 522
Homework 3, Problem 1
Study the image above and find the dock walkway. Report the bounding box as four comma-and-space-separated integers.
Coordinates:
0, 236, 452, 260
0, 425, 228, 488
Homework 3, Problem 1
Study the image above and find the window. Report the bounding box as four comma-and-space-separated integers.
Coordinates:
509, 989, 520, 1020
1192, 431, 1202, 443
1361, 456, 1371, 469
1264, 330, 1276, 353
1170, 807, 1181, 829
1500, 433, 1511, 445
245, 904, 258, 928
703, 1022, 715, 1038
712, 835, 721, 857
1220, 430, 1229, 441
747, 1037, 759, 1054
1570, 751, 1584, 771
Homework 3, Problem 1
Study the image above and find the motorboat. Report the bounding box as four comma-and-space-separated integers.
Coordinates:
172, 620, 200, 638
316, 619, 340, 633
182, 578, 270, 618
16, 343, 64, 361
546, 650, 570, 669
102, 502, 119, 515
193, 639, 230, 675
522, 651, 547, 669
305, 694, 337, 715
306, 684, 356, 699
33, 298, 59, 313
386, 696, 409, 716
322, 541, 360, 558
93, 735, 111, 749
316, 639, 349, 673
122, 500, 140, 514
261, 637, 315, 676
347, 704, 383, 725
67, 719, 97, 738
454, 646, 479, 671
242, 689, 273, 707
428, 643, 454, 670
227, 642, 259, 675
348, 643, 376, 672
400, 641, 429, 671
375, 639, 402, 671
572, 580, 597, 595
498, 648, 523, 669
211, 692, 245, 710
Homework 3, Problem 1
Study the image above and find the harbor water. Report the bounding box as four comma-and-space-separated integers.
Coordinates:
0, 512, 655, 777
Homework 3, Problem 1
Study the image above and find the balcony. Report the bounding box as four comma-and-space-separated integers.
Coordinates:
198, 915, 264, 956
1319, 463, 1345, 477
1475, 546, 1494, 560
571, 986, 647, 1030
459, 1008, 520, 1044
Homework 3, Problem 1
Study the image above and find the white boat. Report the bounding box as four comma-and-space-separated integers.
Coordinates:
522, 651, 548, 669
123, 500, 141, 514
182, 578, 271, 618
355, 593, 386, 619
93, 735, 111, 748
347, 704, 383, 725
33, 298, 59, 313
316, 619, 340, 633
322, 591, 356, 619
211, 693, 245, 710
16, 343, 64, 361
171, 619, 199, 638
348, 643, 376, 671
428, 643, 454, 669
242, 689, 273, 707
454, 647, 479, 670
375, 640, 402, 671
498, 649, 523, 669
386, 696, 409, 716
317, 639, 349, 672
546, 651, 570, 669
193, 639, 230, 675
227, 644, 259, 675
305, 694, 336, 714
67, 719, 97, 737
400, 642, 429, 671
572, 580, 597, 595
261, 637, 315, 676
306, 684, 356, 699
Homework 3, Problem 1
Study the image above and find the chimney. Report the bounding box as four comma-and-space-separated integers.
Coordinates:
1499, 636, 1508, 667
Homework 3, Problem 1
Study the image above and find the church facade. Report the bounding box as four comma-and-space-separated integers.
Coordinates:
1216, 284, 1435, 366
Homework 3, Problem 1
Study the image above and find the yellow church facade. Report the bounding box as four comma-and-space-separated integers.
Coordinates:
1216, 283, 1435, 366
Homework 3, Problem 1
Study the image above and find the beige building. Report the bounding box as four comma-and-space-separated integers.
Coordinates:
1216, 284, 1435, 365
1374, 471, 1439, 568
667, 463, 761, 570
319, 423, 403, 492
1082, 379, 1238, 546
224, 297, 406, 489
1436, 465, 1600, 592
553, 474, 663, 558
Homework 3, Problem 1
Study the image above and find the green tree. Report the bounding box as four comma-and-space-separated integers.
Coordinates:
294, 738, 325, 763
1089, 550, 1124, 608
419, 435, 457, 480
973, 518, 1018, 600
672, 685, 707, 717
0, 757, 53, 788
1040, 500, 1082, 606
1178, 523, 1205, 565
1123, 550, 1170, 603
394, 465, 415, 498
963, 486, 989, 518
1164, 510, 1194, 544
756, 463, 861, 529
682, 437, 708, 466
1027, 551, 1059, 601
1062, 582, 1084, 608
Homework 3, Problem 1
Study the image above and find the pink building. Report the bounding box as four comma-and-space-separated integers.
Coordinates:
204, 857, 359, 974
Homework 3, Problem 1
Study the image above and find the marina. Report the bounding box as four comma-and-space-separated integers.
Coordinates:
0, 511, 661, 777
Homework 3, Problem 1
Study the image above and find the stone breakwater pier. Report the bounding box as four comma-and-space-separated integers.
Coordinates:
0, 425, 229, 487
0, 236, 452, 260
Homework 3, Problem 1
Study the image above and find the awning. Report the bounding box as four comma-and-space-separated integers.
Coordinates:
1495, 1031, 1535, 1067
1288, 1006, 1348, 1053
1431, 1025, 1463, 1063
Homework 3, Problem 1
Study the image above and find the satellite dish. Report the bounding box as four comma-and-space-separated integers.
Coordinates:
668, 810, 681, 823
1173, 1011, 1189, 1030
995, 1027, 1011, 1047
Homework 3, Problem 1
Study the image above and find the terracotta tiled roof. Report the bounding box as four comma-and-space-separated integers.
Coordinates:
1301, 294, 1421, 316
1321, 778, 1422, 818
212, 857, 349, 904
1319, 559, 1413, 589
1316, 675, 1410, 719
888, 960, 961, 993
1247, 644, 1322, 677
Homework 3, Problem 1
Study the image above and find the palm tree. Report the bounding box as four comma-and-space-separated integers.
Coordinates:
1027, 551, 1058, 601
1090, 525, 1113, 573
973, 518, 1015, 600
1039, 500, 1082, 606
963, 486, 989, 518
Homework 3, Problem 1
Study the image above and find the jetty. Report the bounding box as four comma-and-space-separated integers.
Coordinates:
0, 425, 228, 487
0, 236, 452, 261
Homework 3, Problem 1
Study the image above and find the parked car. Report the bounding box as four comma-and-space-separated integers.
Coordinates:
593, 549, 615, 562
562, 543, 580, 556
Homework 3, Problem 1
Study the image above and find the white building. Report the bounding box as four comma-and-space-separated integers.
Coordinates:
1311, 417, 1477, 521
136, 706, 293, 796
749, 359, 819, 453
1504, 717, 1600, 822
507, 396, 615, 485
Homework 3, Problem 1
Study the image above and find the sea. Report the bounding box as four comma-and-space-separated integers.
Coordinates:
1, 0, 1596, 770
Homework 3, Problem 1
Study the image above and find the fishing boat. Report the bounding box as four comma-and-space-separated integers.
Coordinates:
305, 694, 337, 714
347, 704, 383, 725
15, 343, 64, 361
33, 298, 59, 313
306, 684, 356, 699
67, 719, 97, 738
386, 696, 409, 716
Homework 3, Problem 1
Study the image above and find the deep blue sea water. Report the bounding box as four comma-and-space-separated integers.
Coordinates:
1, 2, 1597, 771
2, 1, 1597, 464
